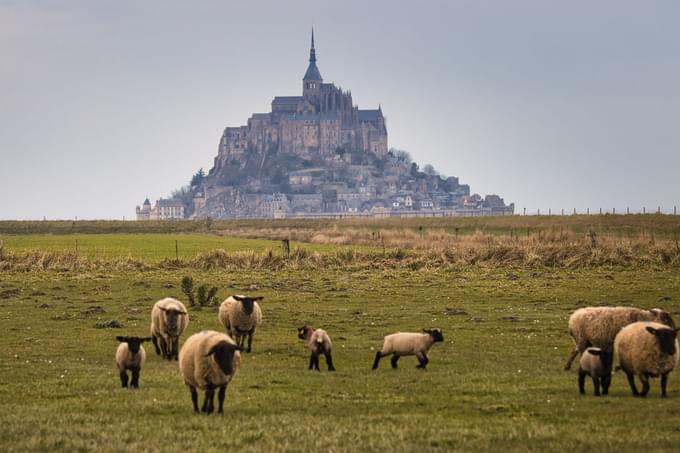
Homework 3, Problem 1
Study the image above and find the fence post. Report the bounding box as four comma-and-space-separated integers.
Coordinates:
561, 208, 564, 216
523, 207, 526, 216
658, 206, 661, 214
175, 240, 179, 260
282, 239, 290, 258
537, 209, 540, 216
573, 208, 576, 215
643, 207, 646, 214
587, 208, 590, 215
675, 205, 677, 215
599, 208, 602, 215
627, 207, 629, 215
75, 239, 79, 252
548, 208, 551, 216
0, 239, 3, 260
613, 208, 616, 215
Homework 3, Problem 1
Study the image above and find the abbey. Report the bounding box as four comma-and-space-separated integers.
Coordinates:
214, 31, 388, 169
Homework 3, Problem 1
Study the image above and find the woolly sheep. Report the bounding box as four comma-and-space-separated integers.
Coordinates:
150, 297, 189, 361
179, 330, 241, 414
218, 295, 263, 353
564, 306, 675, 370
614, 321, 680, 397
578, 347, 613, 396
372, 328, 444, 370
298, 324, 335, 371
115, 336, 151, 388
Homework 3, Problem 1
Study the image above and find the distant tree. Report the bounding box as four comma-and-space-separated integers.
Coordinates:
190, 168, 205, 187
422, 164, 438, 176
394, 149, 412, 164
410, 162, 419, 177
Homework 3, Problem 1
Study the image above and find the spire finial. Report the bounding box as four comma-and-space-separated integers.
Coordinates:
309, 28, 316, 63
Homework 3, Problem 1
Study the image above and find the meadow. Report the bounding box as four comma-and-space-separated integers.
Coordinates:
1, 216, 680, 452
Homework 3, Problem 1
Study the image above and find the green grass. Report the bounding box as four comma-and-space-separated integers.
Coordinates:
2, 265, 680, 451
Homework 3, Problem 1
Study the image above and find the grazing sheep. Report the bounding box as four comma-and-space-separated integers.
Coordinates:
298, 324, 335, 372
564, 306, 675, 370
179, 330, 241, 414
614, 321, 680, 397
578, 347, 613, 396
115, 336, 151, 388
372, 328, 444, 370
150, 298, 189, 361
218, 295, 263, 353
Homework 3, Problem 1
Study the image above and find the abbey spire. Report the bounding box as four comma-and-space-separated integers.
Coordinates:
303, 28, 322, 83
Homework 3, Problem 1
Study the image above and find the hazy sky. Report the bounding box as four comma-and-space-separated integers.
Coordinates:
1, 0, 679, 219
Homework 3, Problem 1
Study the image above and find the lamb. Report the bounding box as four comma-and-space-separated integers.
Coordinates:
115, 336, 151, 388
578, 347, 613, 396
298, 324, 335, 371
372, 328, 444, 370
218, 295, 263, 353
150, 297, 189, 361
564, 306, 675, 370
179, 330, 241, 414
614, 321, 680, 397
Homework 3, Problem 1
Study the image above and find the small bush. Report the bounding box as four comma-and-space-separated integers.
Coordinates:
95, 319, 123, 329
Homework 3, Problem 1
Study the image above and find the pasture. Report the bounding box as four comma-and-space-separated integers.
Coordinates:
1, 218, 680, 451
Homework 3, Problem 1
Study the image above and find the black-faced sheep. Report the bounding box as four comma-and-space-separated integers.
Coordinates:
298, 324, 335, 371
578, 347, 613, 396
218, 295, 263, 353
564, 306, 675, 370
179, 330, 241, 415
115, 336, 151, 388
150, 297, 189, 361
372, 328, 444, 370
614, 321, 680, 397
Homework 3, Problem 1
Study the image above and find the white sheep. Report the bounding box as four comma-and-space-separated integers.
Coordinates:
115, 336, 151, 388
218, 295, 263, 353
578, 347, 613, 396
298, 324, 335, 371
179, 330, 241, 414
150, 297, 189, 361
372, 328, 444, 370
564, 306, 675, 370
614, 321, 680, 397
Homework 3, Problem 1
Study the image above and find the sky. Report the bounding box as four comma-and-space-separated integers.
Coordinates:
1, 0, 679, 219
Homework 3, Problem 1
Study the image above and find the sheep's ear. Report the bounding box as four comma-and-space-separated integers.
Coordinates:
646, 326, 658, 335
254, 296, 264, 301
422, 329, 430, 334
233, 295, 244, 302
179, 310, 188, 315
116, 336, 127, 342
159, 307, 167, 312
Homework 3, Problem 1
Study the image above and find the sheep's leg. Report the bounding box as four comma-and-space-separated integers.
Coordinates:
416, 352, 429, 369
172, 337, 179, 361
625, 370, 639, 396
160, 337, 169, 360
390, 354, 400, 369
324, 352, 336, 371
639, 374, 650, 397
217, 384, 227, 415
592, 376, 601, 396
602, 374, 611, 395
152, 335, 161, 355
189, 387, 199, 414
661, 372, 669, 397
202, 385, 215, 414
119, 370, 129, 388
372, 351, 388, 370
246, 330, 253, 353
308, 353, 315, 370
578, 369, 586, 395
313, 352, 321, 371
131, 366, 140, 388
564, 347, 579, 371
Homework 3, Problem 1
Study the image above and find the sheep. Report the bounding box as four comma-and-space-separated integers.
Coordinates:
578, 347, 613, 396
614, 321, 680, 397
372, 328, 444, 370
179, 330, 241, 414
298, 324, 335, 371
115, 336, 151, 388
564, 306, 675, 370
150, 297, 189, 361
218, 295, 263, 353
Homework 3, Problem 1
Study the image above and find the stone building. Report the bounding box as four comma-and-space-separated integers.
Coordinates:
136, 198, 185, 220
213, 30, 388, 170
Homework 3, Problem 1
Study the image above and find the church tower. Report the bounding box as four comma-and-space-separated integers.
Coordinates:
302, 29, 322, 105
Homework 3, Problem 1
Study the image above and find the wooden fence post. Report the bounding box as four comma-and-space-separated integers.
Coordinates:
175, 240, 179, 260
282, 239, 290, 258
0, 239, 3, 260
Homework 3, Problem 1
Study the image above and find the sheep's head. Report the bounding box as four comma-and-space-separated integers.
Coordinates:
646, 326, 680, 356
423, 328, 444, 342
206, 341, 241, 375
650, 309, 676, 329
585, 347, 613, 370
233, 295, 263, 315
160, 306, 187, 334
116, 336, 152, 354
298, 325, 313, 340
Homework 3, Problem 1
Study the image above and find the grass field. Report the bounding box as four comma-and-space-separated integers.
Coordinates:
1, 220, 680, 451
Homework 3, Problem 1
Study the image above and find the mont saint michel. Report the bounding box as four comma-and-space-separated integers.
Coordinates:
137, 32, 513, 220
